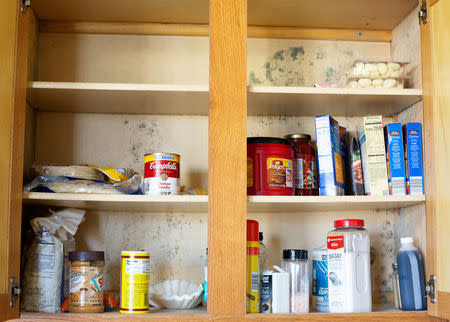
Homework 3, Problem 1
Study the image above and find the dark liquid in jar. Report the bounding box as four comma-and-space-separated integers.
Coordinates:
286, 135, 318, 196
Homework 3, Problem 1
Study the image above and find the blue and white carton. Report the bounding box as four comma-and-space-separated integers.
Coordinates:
403, 123, 424, 195
385, 123, 406, 195
314, 115, 345, 196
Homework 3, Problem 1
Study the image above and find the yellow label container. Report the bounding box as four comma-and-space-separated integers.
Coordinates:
247, 240, 260, 313
120, 251, 150, 314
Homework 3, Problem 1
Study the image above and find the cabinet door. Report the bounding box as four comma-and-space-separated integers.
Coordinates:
0, 0, 29, 319
421, 0, 450, 319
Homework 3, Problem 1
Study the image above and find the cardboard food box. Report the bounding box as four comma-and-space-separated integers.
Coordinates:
403, 123, 424, 195
385, 123, 406, 195
315, 115, 345, 196
358, 115, 389, 196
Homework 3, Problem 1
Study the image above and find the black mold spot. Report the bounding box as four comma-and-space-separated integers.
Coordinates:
273, 50, 284, 60
289, 46, 304, 60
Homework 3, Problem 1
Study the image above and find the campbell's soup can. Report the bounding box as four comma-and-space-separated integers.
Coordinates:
144, 153, 180, 195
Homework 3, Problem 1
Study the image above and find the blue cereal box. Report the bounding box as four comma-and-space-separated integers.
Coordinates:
384, 123, 406, 195
314, 115, 345, 196
403, 123, 424, 195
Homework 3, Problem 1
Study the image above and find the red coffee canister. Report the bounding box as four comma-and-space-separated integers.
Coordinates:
247, 137, 295, 196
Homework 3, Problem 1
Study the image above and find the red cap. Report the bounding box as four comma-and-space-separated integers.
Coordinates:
247, 220, 259, 241
334, 219, 364, 228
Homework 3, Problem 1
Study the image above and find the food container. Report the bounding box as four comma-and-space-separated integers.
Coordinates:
342, 61, 409, 88
327, 219, 371, 313
247, 137, 295, 195
285, 134, 318, 195
311, 248, 328, 312
281, 249, 309, 313
120, 251, 150, 314
144, 153, 180, 195
69, 251, 105, 313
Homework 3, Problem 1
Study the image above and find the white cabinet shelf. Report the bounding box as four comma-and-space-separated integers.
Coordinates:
27, 82, 422, 116
23, 193, 425, 213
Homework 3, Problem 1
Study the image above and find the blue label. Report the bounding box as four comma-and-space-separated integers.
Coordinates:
312, 259, 329, 312
404, 123, 424, 195
386, 123, 406, 195
202, 281, 207, 302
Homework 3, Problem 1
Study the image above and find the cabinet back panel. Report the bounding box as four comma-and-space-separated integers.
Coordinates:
36, 33, 390, 86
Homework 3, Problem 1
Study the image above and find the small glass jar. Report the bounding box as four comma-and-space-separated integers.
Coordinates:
285, 134, 318, 195
281, 249, 309, 313
69, 251, 105, 313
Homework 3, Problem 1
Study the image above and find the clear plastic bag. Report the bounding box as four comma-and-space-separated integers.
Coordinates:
24, 175, 142, 194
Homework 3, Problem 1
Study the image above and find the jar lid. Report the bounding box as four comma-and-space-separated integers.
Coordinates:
334, 219, 364, 228
69, 251, 104, 262
247, 137, 294, 147
284, 134, 311, 141
283, 249, 308, 260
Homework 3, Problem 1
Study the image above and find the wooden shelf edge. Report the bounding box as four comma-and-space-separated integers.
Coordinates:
18, 310, 428, 321
22, 193, 425, 213
28, 81, 209, 93
39, 20, 392, 42
248, 86, 423, 96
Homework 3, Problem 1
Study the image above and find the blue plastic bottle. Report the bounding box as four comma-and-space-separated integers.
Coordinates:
397, 237, 427, 311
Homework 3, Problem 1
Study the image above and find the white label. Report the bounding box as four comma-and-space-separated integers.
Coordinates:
327, 235, 345, 312
125, 258, 150, 275
69, 272, 85, 294
251, 272, 258, 292
144, 177, 180, 195
391, 177, 406, 196
295, 158, 304, 189
409, 176, 423, 195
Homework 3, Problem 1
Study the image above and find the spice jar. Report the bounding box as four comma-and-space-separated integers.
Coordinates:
285, 134, 318, 195
69, 251, 105, 313
281, 249, 309, 313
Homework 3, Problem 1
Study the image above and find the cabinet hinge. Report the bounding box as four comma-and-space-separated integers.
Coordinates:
418, 0, 428, 24
21, 0, 31, 14
9, 277, 21, 307
426, 274, 436, 303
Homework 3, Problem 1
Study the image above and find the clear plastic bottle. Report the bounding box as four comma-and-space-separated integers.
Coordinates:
259, 232, 267, 271
397, 237, 426, 311
281, 249, 309, 313
391, 263, 401, 310
327, 219, 371, 313
202, 248, 208, 307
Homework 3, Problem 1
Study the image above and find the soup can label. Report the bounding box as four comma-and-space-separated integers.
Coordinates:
267, 158, 293, 188
144, 153, 180, 195
120, 251, 150, 314
260, 270, 273, 313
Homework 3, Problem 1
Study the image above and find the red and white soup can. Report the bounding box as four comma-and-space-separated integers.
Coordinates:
144, 153, 180, 195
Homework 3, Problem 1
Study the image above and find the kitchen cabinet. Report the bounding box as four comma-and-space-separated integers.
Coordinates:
0, 0, 449, 320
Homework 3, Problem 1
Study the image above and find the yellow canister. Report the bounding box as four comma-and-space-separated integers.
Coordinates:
247, 220, 260, 313
120, 251, 150, 314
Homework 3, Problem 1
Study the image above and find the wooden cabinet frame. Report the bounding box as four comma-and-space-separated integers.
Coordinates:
1, 0, 450, 320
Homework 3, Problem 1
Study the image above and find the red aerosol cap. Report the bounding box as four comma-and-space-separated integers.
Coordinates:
247, 220, 259, 241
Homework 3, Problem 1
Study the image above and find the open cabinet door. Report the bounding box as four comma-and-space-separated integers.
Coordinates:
0, 0, 29, 320
421, 0, 450, 319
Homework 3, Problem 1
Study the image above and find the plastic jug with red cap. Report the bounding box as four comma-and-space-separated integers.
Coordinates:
327, 219, 372, 313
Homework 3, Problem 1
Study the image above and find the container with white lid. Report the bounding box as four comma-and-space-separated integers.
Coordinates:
327, 219, 371, 313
